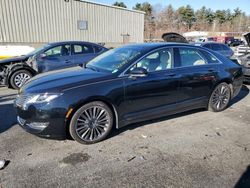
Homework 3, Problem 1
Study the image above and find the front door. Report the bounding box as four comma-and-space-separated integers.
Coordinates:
37, 44, 72, 73
123, 48, 180, 121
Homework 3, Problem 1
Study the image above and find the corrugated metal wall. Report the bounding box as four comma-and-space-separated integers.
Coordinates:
0, 0, 144, 46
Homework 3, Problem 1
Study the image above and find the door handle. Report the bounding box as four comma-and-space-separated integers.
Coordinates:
65, 60, 71, 63
165, 73, 176, 77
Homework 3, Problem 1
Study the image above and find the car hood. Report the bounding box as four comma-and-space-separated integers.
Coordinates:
21, 66, 110, 94
0, 55, 29, 65
243, 32, 250, 46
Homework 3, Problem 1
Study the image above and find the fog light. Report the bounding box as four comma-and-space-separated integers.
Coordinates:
27, 122, 49, 131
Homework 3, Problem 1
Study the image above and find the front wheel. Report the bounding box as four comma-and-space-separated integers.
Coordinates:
69, 101, 113, 144
9, 70, 32, 89
208, 82, 231, 112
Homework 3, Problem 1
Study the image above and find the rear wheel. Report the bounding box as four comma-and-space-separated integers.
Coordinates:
9, 70, 32, 89
208, 82, 231, 112
69, 101, 113, 144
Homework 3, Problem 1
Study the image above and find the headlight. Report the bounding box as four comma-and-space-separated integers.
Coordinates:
26, 93, 62, 104
16, 93, 62, 110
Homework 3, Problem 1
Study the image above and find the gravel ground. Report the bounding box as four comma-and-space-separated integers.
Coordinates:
0, 85, 250, 188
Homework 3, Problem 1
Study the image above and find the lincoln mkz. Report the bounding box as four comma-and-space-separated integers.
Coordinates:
14, 43, 243, 144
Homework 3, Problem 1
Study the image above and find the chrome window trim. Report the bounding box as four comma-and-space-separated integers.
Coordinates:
119, 45, 223, 77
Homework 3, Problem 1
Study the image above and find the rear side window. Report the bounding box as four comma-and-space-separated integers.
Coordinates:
73, 44, 94, 55
199, 50, 221, 64
178, 48, 207, 67
211, 44, 222, 51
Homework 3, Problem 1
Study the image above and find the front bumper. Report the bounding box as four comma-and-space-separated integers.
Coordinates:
14, 99, 68, 139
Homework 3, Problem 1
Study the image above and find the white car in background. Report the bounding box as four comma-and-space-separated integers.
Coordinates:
0, 45, 35, 60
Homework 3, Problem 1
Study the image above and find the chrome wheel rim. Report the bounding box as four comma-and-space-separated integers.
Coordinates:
211, 84, 230, 110
14, 73, 31, 88
75, 106, 111, 141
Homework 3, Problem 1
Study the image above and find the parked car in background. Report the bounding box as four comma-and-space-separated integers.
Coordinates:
215, 36, 234, 44
0, 41, 108, 89
194, 42, 234, 58
235, 32, 250, 82
162, 32, 188, 43
0, 45, 35, 60
15, 43, 243, 144
195, 37, 215, 43
226, 39, 244, 47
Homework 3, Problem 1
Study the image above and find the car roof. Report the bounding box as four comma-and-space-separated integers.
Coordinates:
121, 42, 195, 51
47, 41, 107, 48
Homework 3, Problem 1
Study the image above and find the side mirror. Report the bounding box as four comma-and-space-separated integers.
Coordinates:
129, 67, 148, 78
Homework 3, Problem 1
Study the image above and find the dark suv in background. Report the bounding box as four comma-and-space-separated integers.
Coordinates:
226, 39, 244, 47
194, 42, 234, 58
0, 41, 108, 89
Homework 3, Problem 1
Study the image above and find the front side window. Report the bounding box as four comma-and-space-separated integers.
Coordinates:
178, 48, 207, 67
132, 49, 173, 72
44, 45, 70, 57
73, 44, 94, 55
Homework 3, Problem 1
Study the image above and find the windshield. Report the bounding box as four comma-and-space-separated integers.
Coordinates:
86, 47, 142, 73
26, 44, 51, 56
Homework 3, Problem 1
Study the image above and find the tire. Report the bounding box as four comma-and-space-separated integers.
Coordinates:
208, 82, 231, 112
9, 70, 32, 89
69, 101, 113, 144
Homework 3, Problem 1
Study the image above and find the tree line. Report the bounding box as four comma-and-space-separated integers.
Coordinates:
113, 1, 250, 39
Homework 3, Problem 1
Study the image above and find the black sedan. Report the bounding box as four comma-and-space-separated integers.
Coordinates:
14, 43, 243, 144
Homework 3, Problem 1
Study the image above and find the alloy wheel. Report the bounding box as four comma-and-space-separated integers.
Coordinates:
211, 84, 230, 111
75, 106, 111, 142
14, 73, 31, 88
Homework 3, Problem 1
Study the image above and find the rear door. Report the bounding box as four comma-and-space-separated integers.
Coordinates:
173, 47, 219, 105
72, 43, 96, 66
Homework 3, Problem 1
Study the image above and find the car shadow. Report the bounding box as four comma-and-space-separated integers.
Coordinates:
108, 85, 249, 140
234, 165, 250, 188
228, 84, 249, 107
109, 108, 205, 139
0, 103, 17, 134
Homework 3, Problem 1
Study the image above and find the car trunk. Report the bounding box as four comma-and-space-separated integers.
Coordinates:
162, 32, 188, 43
